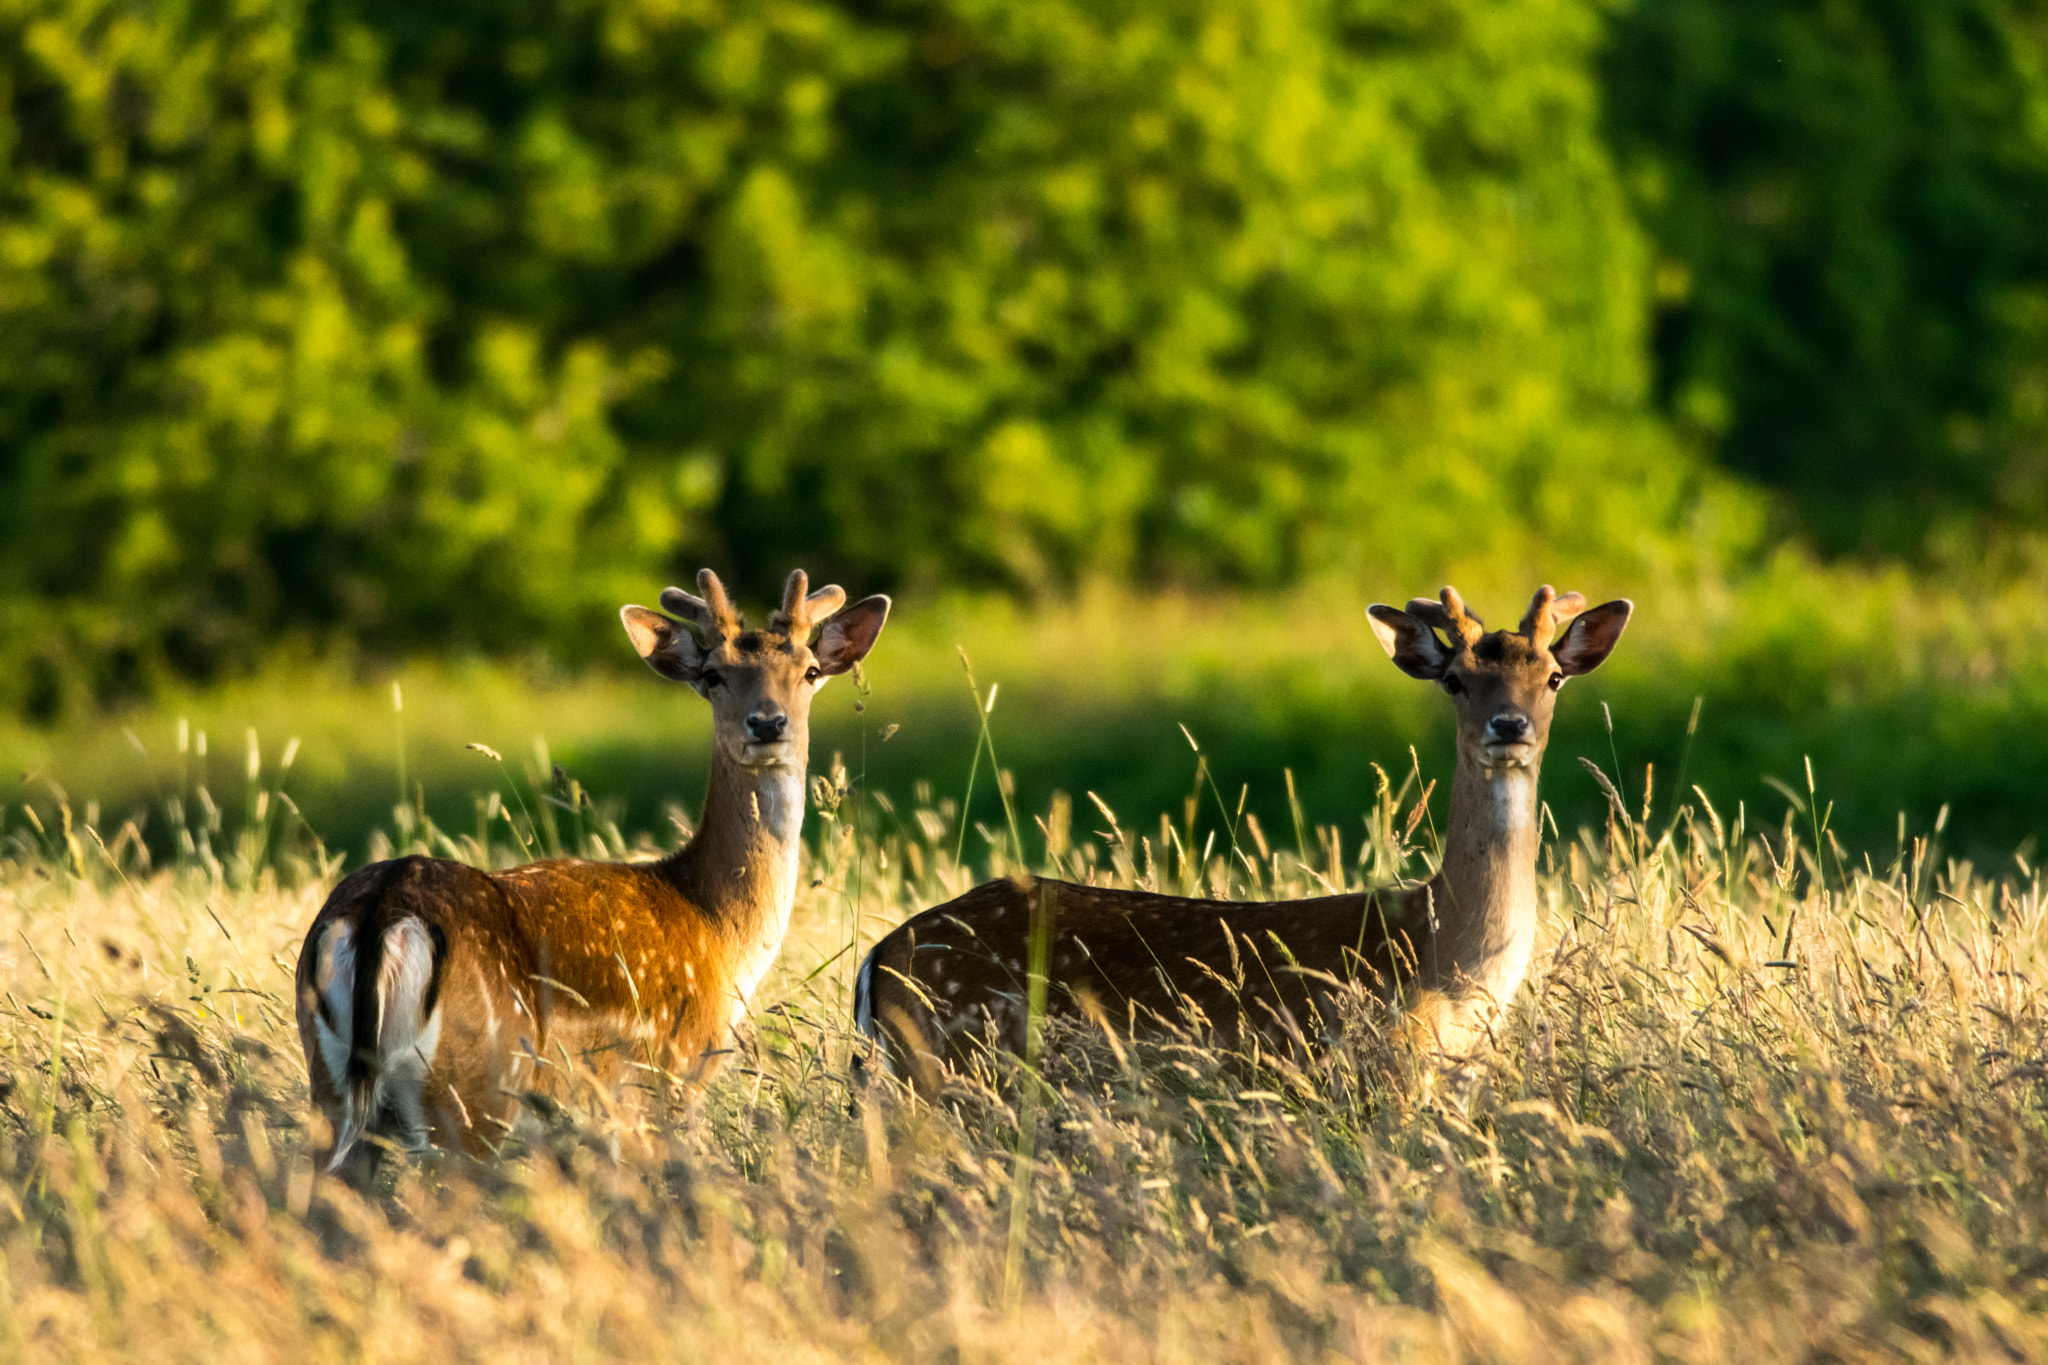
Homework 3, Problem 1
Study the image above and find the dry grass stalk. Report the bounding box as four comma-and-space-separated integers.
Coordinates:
1, 784, 2046, 1362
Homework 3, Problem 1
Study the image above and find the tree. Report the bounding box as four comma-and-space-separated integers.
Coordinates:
0, 0, 1694, 713
1604, 0, 2048, 557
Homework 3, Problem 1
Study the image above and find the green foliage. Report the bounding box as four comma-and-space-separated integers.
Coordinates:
0, 0, 681, 716
0, 0, 1700, 714
1604, 0, 2048, 557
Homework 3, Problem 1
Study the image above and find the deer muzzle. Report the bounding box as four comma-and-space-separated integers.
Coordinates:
1481, 710, 1538, 767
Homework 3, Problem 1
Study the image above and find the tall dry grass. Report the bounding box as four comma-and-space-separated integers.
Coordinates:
2, 762, 2046, 1362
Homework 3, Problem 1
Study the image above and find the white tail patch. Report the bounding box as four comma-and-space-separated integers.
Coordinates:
313, 916, 443, 1171
312, 921, 358, 1109
851, 944, 898, 1078
853, 945, 878, 1039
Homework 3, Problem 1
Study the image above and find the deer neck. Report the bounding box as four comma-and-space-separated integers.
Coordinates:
1426, 747, 1543, 1003
667, 748, 807, 948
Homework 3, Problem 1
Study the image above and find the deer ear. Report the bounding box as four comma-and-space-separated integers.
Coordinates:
1368, 604, 1452, 680
814, 595, 890, 676
621, 606, 707, 686
1554, 599, 1633, 677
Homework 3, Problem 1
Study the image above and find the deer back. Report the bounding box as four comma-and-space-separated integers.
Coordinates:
860, 876, 1437, 1079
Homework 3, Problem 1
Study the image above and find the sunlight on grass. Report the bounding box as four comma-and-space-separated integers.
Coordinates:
2, 744, 2045, 1359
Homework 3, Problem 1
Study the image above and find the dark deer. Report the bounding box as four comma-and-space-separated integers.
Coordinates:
295, 569, 889, 1171
854, 585, 1629, 1089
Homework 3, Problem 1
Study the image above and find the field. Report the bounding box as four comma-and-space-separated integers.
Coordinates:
8, 0, 2048, 1351
3, 716, 2048, 1361
12, 565, 2048, 875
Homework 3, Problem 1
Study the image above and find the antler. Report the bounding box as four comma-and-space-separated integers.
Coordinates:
769, 568, 848, 640
1518, 585, 1588, 643
660, 568, 743, 642
1404, 585, 1486, 649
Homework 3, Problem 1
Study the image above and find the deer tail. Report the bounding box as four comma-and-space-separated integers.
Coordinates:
853, 944, 879, 1041
323, 860, 448, 1171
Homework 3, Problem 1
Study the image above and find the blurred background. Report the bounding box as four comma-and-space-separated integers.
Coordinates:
3, 0, 2047, 865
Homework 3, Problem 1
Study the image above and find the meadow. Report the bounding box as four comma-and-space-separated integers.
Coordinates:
12, 561, 2048, 880
7, 0, 2048, 1350
4, 641, 2048, 1359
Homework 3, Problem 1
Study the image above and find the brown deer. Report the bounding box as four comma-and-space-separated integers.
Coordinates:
854, 585, 1629, 1089
295, 569, 889, 1171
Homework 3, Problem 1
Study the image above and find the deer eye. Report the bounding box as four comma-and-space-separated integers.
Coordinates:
1548, 671, 1565, 691
804, 665, 822, 684
701, 668, 724, 690
1441, 674, 1464, 696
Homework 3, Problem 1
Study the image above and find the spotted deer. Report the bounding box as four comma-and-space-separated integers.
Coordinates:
854, 585, 1630, 1089
295, 569, 889, 1172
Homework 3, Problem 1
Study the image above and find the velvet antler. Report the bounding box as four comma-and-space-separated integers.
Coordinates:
1518, 585, 1588, 644
660, 568, 743, 642
1404, 585, 1486, 650
769, 568, 848, 640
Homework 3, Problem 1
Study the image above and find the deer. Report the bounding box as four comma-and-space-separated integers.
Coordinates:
853, 585, 1630, 1091
294, 568, 889, 1173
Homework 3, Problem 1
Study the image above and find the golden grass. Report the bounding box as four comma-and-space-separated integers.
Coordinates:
3, 773, 2048, 1362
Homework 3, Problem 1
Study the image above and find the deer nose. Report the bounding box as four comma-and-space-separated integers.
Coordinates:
1488, 711, 1531, 744
746, 712, 788, 742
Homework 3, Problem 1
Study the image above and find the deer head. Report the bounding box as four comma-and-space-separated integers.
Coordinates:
1367, 585, 1631, 771
619, 569, 891, 772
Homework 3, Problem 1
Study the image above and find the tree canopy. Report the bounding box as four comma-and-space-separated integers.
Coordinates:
4, 0, 2047, 714
1604, 0, 2048, 557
